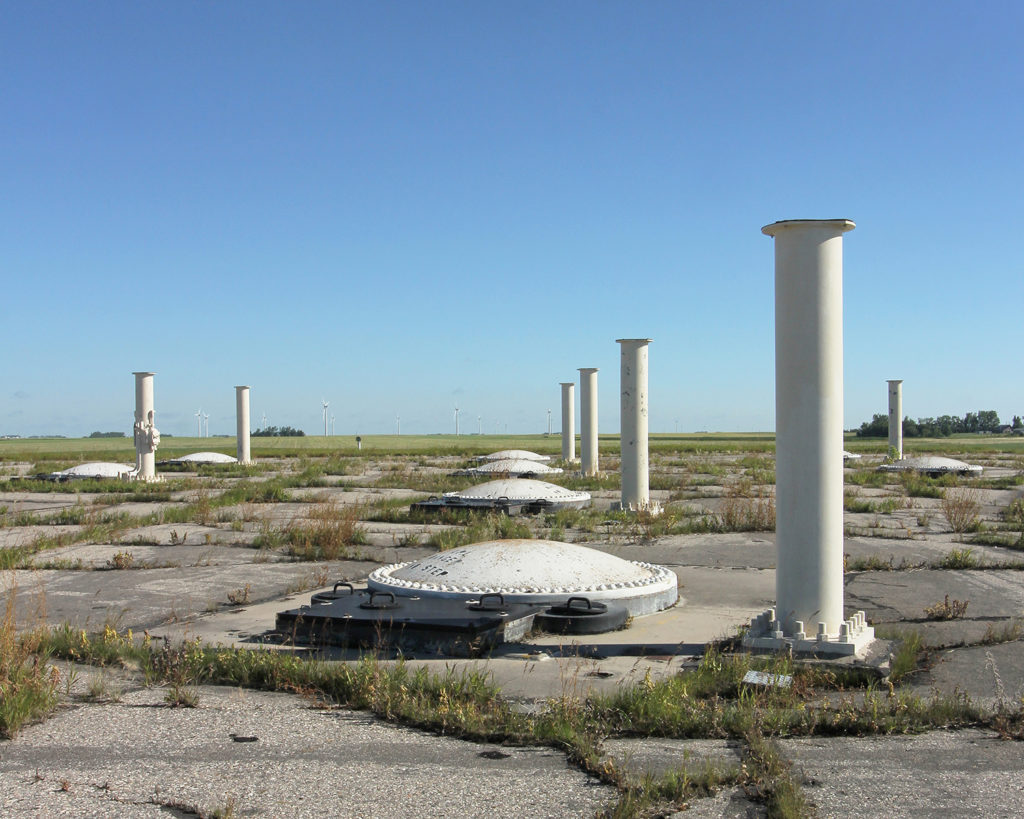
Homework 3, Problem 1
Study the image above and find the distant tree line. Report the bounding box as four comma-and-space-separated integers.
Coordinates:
88, 431, 127, 438
855, 411, 1023, 438
251, 426, 305, 437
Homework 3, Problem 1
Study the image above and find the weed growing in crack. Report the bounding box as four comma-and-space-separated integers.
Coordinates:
981, 620, 1023, 645
0, 587, 60, 737
281, 503, 368, 560
105, 550, 135, 570
936, 547, 981, 569
923, 595, 969, 621
717, 479, 775, 532
226, 584, 251, 605
942, 487, 982, 535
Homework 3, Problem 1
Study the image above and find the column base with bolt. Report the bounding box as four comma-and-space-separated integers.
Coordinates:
742, 608, 876, 657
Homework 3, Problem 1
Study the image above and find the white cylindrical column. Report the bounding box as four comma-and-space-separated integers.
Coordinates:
579, 368, 599, 476
132, 371, 159, 481
560, 382, 576, 461
617, 339, 651, 511
887, 379, 903, 459
763, 219, 854, 638
235, 386, 251, 464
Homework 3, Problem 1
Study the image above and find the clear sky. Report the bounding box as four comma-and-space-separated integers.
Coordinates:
3, 2, 1022, 437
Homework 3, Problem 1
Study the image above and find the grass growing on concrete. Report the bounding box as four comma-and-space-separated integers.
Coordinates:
923, 595, 970, 621
881, 629, 925, 684
0, 591, 60, 738
845, 553, 924, 572
899, 472, 953, 499
935, 547, 981, 569
941, 487, 982, 534
599, 759, 741, 818
31, 624, 1014, 817
426, 513, 533, 550
0, 510, 140, 570
742, 727, 808, 818
279, 503, 369, 560
717, 479, 775, 532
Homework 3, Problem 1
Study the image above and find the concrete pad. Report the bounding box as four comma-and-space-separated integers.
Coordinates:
842, 533, 1002, 567
0, 685, 614, 819
0, 492, 102, 511
598, 534, 778, 570
846, 569, 1024, 627
1, 560, 383, 632
0, 524, 84, 549
102, 501, 184, 517
909, 641, 1024, 707
288, 486, 426, 504
115, 522, 253, 548
782, 729, 1024, 818
602, 737, 741, 779
671, 787, 765, 818
27, 542, 279, 570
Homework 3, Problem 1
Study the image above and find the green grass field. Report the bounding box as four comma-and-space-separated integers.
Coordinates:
2, 431, 1022, 464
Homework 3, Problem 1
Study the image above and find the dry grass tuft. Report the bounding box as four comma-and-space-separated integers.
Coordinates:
941, 488, 982, 534
0, 586, 60, 737
717, 479, 775, 531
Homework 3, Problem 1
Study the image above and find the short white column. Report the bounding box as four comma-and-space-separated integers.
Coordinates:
235, 386, 251, 464
763, 219, 854, 638
887, 379, 903, 459
578, 368, 599, 476
560, 382, 576, 461
132, 371, 159, 481
617, 339, 652, 511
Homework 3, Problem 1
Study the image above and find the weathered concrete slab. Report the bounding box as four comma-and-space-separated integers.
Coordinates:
909, 640, 1024, 707
0, 492, 102, 510
0, 524, 84, 549
843, 532, 1022, 568
846, 569, 1024, 627
599, 534, 778, 570
1, 560, 382, 631
602, 737, 741, 778
670, 787, 765, 818
782, 729, 1024, 818
27, 541, 283, 570
0, 685, 614, 819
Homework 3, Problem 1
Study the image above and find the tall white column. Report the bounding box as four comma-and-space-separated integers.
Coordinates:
132, 371, 159, 481
578, 368, 599, 476
887, 379, 903, 459
560, 382, 576, 461
617, 339, 652, 511
763, 219, 853, 638
235, 385, 251, 464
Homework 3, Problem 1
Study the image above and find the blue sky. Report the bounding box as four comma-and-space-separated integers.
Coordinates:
3, 2, 1022, 437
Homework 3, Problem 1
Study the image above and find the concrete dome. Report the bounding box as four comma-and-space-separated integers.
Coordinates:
172, 452, 238, 464
51, 462, 134, 480
477, 450, 551, 462
877, 456, 983, 476
369, 539, 678, 616
461, 458, 563, 477
447, 479, 589, 508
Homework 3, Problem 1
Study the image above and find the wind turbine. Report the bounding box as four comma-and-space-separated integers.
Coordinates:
396, 414, 401, 435
454, 407, 460, 436
195, 409, 202, 438
322, 400, 330, 437
203, 413, 209, 438
477, 415, 482, 435
547, 408, 552, 436
330, 415, 335, 436
261, 412, 268, 430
